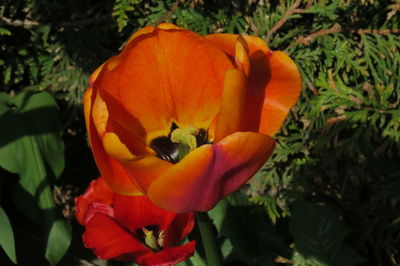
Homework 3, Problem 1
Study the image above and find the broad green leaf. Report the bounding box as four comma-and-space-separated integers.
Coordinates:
0, 206, 17, 264
209, 191, 289, 265
45, 220, 72, 265
0, 92, 10, 114
0, 91, 70, 265
289, 200, 364, 266
13, 90, 65, 178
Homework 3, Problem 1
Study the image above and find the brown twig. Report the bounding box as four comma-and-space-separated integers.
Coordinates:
297, 23, 342, 45
0, 16, 39, 27
266, 0, 303, 43
154, 0, 180, 26
245, 16, 259, 36
351, 28, 399, 35
296, 23, 400, 46
0, 15, 109, 28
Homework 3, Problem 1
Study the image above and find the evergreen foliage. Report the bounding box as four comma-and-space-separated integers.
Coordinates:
0, 0, 399, 265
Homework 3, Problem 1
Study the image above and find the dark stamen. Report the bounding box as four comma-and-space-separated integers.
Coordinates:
150, 124, 209, 163
150, 136, 179, 163
196, 129, 208, 146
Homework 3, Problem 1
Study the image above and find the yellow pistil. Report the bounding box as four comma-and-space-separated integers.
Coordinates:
142, 227, 161, 251
171, 126, 199, 160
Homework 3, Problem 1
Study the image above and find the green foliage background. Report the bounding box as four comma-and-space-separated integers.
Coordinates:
0, 0, 399, 265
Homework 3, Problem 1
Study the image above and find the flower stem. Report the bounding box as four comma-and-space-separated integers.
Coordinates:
196, 212, 223, 266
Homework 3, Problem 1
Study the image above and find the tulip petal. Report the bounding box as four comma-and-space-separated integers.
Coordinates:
83, 213, 147, 260
83, 87, 93, 141
206, 34, 302, 136
126, 25, 156, 45
87, 91, 142, 195
164, 213, 195, 247
121, 155, 173, 191
113, 195, 176, 234
214, 69, 247, 143
147, 132, 275, 212
235, 35, 250, 76
83, 202, 115, 225
157, 23, 182, 30
140, 241, 196, 266
96, 28, 233, 143
102, 132, 136, 161
74, 177, 114, 225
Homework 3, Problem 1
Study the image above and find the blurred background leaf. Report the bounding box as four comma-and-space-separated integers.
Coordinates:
0, 206, 16, 264
289, 200, 365, 266
0, 91, 70, 265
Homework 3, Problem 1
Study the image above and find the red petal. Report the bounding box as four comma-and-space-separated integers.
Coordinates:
113, 195, 176, 234
140, 241, 196, 266
83, 213, 148, 260
83, 202, 115, 225
74, 177, 114, 225
164, 213, 195, 247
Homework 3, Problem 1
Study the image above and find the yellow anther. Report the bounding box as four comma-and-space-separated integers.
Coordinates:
157, 230, 165, 248
171, 126, 199, 160
142, 228, 160, 251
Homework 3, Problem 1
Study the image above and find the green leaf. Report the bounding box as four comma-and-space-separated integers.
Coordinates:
0, 206, 17, 264
12, 91, 65, 178
0, 27, 12, 36
0, 91, 70, 265
209, 192, 289, 265
177, 251, 207, 266
289, 200, 364, 266
45, 220, 72, 265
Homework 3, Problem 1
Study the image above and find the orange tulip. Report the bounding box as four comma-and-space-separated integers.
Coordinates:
84, 23, 301, 213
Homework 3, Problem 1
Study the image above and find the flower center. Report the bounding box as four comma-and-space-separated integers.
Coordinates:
150, 123, 208, 163
170, 126, 199, 161
142, 227, 165, 251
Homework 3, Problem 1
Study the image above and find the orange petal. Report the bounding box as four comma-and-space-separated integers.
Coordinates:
126, 25, 156, 46
157, 23, 182, 30
235, 35, 250, 76
206, 34, 302, 136
106, 118, 153, 157
89, 63, 105, 86
87, 90, 142, 195
91, 90, 108, 137
83, 87, 93, 141
245, 37, 302, 136
146, 132, 275, 212
96, 28, 233, 143
102, 132, 136, 161
91, 89, 148, 159
120, 155, 173, 192
214, 69, 247, 143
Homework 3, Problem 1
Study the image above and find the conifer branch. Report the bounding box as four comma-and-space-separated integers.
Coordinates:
266, 0, 303, 43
